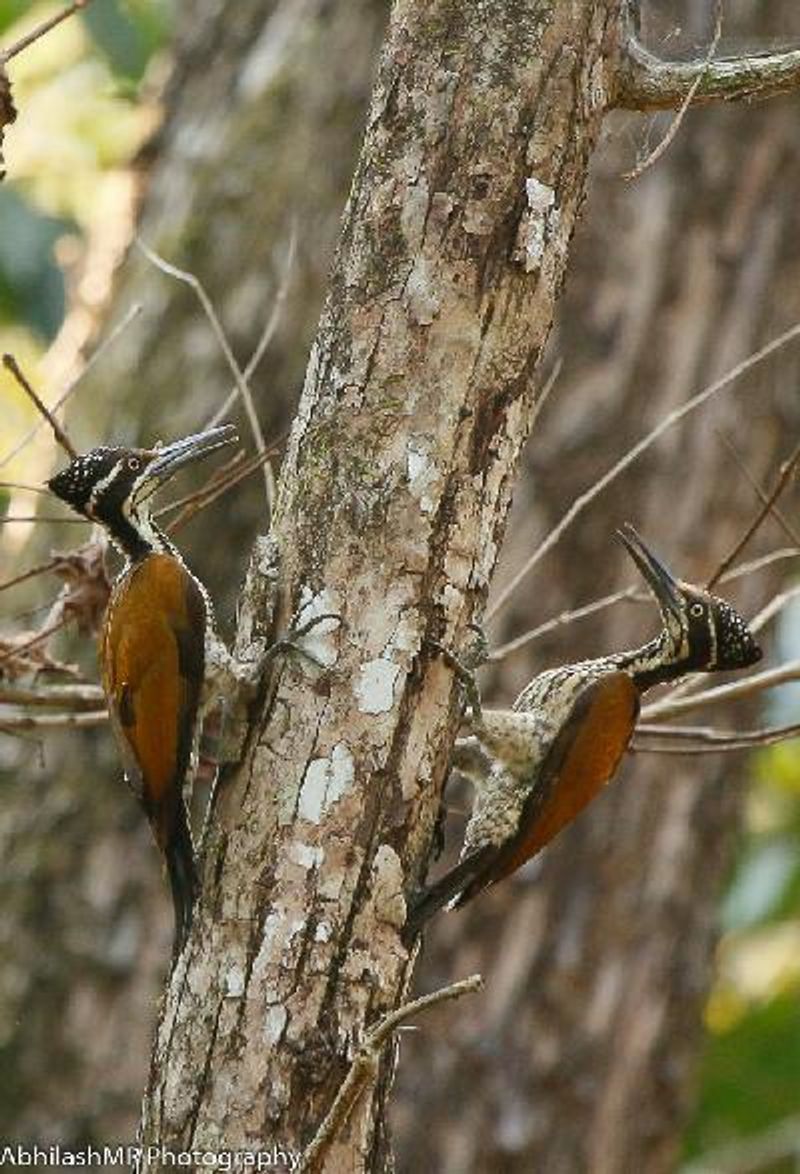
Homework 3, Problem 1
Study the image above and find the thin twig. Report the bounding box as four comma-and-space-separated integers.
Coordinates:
0, 618, 67, 667
0, 683, 104, 709
706, 438, 800, 589
624, 0, 723, 181
2, 354, 76, 458
0, 710, 106, 730
0, 303, 142, 472
486, 318, 800, 621
722, 547, 799, 584
0, 516, 86, 525
205, 226, 298, 441
489, 548, 799, 666
642, 658, 800, 722
137, 239, 274, 516
636, 720, 800, 748
529, 358, 562, 429
160, 444, 281, 532
299, 975, 483, 1173
749, 583, 800, 636
632, 720, 800, 754
714, 432, 800, 557
2, 0, 90, 62
489, 587, 638, 662
0, 556, 62, 594
0, 482, 48, 494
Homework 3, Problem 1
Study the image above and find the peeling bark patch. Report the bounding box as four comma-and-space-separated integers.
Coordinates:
298, 742, 355, 823
355, 658, 401, 714
406, 255, 440, 325
515, 177, 559, 272
370, 845, 406, 928
406, 438, 440, 514
289, 842, 325, 870
263, 1003, 288, 1046
224, 966, 246, 998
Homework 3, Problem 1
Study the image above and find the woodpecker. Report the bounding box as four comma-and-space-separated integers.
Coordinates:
405, 525, 762, 939
47, 425, 237, 962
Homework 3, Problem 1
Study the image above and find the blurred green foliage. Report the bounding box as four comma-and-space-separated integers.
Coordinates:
83, 0, 173, 84
0, 187, 70, 340
0, 0, 171, 348
684, 738, 800, 1164
686, 994, 800, 1158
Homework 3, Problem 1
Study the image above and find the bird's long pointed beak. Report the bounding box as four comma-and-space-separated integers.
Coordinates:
145, 424, 238, 484
617, 523, 683, 620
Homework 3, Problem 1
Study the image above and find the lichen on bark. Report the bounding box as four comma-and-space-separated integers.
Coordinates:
138, 0, 625, 1165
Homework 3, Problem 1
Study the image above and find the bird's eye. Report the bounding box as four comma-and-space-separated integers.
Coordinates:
690, 603, 705, 618
128, 457, 141, 471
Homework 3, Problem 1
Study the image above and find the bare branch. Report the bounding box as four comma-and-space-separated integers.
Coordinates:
0, 683, 104, 709
160, 444, 281, 533
635, 720, 800, 750
0, 482, 47, 494
749, 583, 800, 636
632, 722, 800, 754
616, 36, 800, 112
0, 303, 142, 472
705, 438, 800, 589
0, 515, 86, 525
2, 354, 76, 458
489, 547, 799, 666
0, 619, 69, 670
713, 432, 800, 557
724, 547, 800, 582
642, 658, 800, 722
623, 1, 722, 181
1, 1, 91, 63
0, 556, 62, 595
529, 358, 562, 429
487, 319, 800, 621
489, 587, 637, 663
299, 975, 484, 1173
205, 228, 298, 435
0, 709, 106, 731
136, 239, 274, 515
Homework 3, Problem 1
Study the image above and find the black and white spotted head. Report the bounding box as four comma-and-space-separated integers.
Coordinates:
617, 523, 761, 673
47, 425, 237, 557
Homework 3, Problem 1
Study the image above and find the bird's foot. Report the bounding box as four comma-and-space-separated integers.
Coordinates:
260, 611, 341, 675
428, 634, 484, 724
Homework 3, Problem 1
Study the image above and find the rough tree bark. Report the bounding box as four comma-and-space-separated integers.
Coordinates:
0, 0, 386, 1145
394, 5, 800, 1171
137, 0, 627, 1165
4, 0, 794, 1164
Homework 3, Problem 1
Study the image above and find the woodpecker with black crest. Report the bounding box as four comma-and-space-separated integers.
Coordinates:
405, 525, 762, 940
48, 425, 237, 962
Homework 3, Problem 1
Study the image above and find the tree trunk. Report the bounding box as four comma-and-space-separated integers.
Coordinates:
6, 0, 798, 1167
0, 0, 386, 1145
393, 6, 800, 1171
138, 0, 623, 1165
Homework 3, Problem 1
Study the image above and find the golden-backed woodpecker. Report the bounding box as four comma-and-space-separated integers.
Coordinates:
405, 525, 761, 939
48, 425, 237, 961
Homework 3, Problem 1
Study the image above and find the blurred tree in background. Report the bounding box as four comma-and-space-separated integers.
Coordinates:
0, 1, 799, 1168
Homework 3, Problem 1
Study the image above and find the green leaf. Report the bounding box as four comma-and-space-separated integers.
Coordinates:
81, 0, 172, 82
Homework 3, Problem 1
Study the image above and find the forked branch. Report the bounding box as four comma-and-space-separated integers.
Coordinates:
299, 975, 484, 1173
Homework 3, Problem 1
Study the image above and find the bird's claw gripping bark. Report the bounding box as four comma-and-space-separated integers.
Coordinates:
429, 636, 484, 724
260, 611, 341, 674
